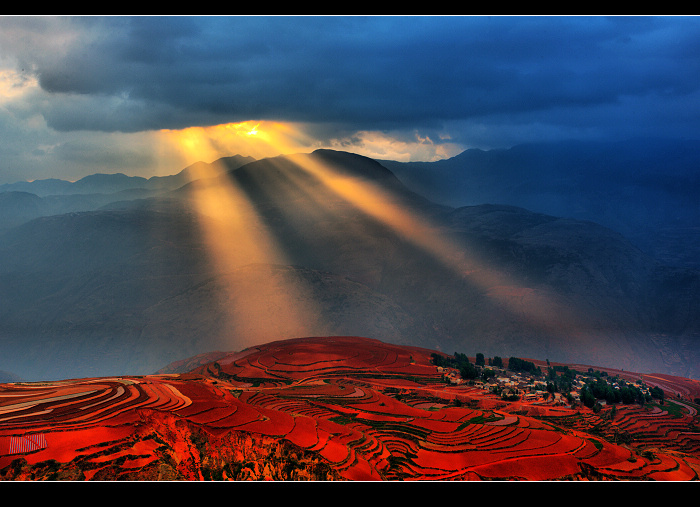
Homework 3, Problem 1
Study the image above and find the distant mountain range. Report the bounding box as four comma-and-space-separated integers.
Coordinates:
0, 155, 255, 233
0, 154, 256, 196
380, 138, 700, 270
0, 142, 699, 382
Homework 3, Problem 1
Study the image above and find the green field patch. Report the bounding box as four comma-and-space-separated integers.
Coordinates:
587, 437, 604, 450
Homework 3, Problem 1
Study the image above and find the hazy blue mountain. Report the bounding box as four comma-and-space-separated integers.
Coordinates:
379, 138, 700, 269
0, 155, 256, 234
0, 154, 255, 197
145, 154, 256, 191
0, 178, 74, 196
0, 191, 48, 229
0, 148, 698, 381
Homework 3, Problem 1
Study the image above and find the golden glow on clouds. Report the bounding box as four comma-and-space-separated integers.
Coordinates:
325, 130, 464, 162
158, 120, 463, 172
159, 120, 318, 165
0, 69, 38, 102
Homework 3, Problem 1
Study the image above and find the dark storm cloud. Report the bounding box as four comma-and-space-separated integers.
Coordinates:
7, 15, 700, 144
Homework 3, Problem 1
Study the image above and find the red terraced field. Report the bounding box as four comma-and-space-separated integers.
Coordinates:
1, 336, 699, 481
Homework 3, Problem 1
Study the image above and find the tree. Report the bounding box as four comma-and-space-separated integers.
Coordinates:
491, 356, 503, 368
460, 361, 478, 380
650, 386, 665, 402
430, 353, 449, 367
475, 353, 485, 366
507, 357, 541, 376
581, 387, 596, 408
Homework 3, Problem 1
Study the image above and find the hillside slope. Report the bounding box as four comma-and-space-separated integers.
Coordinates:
1, 336, 699, 481
380, 138, 700, 269
0, 150, 698, 380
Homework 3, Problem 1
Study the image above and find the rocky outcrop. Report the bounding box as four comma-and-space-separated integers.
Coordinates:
0, 409, 343, 481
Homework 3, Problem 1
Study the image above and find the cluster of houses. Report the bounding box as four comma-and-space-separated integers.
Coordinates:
435, 364, 649, 407
436, 365, 558, 401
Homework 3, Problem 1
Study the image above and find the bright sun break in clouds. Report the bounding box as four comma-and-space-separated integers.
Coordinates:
161, 120, 588, 351
0, 69, 38, 103
159, 120, 325, 166
159, 120, 464, 170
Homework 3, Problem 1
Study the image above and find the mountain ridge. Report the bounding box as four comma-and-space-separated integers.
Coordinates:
0, 154, 256, 196
0, 146, 699, 381
0, 154, 256, 234
379, 137, 700, 269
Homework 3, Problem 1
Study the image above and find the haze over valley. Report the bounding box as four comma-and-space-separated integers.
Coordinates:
1, 16, 700, 385
1, 143, 699, 383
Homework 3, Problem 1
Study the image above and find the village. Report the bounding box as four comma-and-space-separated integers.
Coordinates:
434, 355, 661, 411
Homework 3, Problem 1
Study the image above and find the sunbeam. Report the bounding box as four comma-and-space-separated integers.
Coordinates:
163, 120, 590, 349
265, 148, 590, 340
162, 126, 329, 349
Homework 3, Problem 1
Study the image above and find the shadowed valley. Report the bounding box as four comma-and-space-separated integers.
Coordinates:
0, 145, 699, 382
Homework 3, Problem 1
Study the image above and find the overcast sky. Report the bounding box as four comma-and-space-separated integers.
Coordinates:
1, 15, 700, 184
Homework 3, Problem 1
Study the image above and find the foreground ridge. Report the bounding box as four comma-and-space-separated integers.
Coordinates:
1, 336, 699, 481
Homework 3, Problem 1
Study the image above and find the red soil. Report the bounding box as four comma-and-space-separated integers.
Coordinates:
1, 336, 699, 481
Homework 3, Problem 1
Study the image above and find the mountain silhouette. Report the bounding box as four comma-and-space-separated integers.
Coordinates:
380, 138, 700, 269
0, 154, 256, 197
0, 155, 256, 235
0, 148, 698, 381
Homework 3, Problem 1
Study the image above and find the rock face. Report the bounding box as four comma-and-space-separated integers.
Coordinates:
0, 411, 343, 481
182, 425, 343, 481
0, 149, 699, 380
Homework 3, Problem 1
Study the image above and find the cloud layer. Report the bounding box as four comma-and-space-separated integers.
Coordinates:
2, 16, 700, 182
